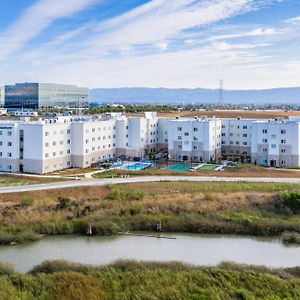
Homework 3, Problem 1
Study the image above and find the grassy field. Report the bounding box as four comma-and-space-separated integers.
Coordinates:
128, 109, 300, 119
0, 260, 299, 299
0, 175, 65, 187
94, 164, 300, 178
0, 181, 300, 244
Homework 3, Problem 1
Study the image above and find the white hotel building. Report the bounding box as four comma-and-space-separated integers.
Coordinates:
0, 113, 299, 174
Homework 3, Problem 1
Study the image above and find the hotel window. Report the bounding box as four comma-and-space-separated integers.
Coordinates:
221, 133, 225, 136
262, 129, 267, 134
184, 132, 189, 136
92, 128, 95, 132
243, 134, 247, 137
281, 149, 286, 153
67, 130, 70, 134
7, 152, 12, 157
7, 131, 12, 136
193, 146, 198, 150
60, 151, 63, 155
0, 141, 2, 146
281, 129, 286, 134
262, 139, 267, 143
0, 152, 2, 156
271, 134, 276, 139
230, 133, 233, 137
60, 141, 63, 145
45, 131, 49, 136
178, 136, 182, 141
271, 144, 276, 149
45, 142, 49, 147
0, 131, 2, 135
281, 139, 286, 144
52, 152, 56, 156
230, 141, 233, 145
178, 145, 182, 149
236, 141, 239, 145
177, 127, 182, 131
221, 125, 225, 128
67, 150, 71, 154
86, 139, 89, 143
243, 142, 247, 146
53, 141, 56, 146
263, 148, 268, 153
7, 142, 12, 146
193, 128, 198, 132
243, 125, 247, 129
184, 141, 189, 145
67, 139, 70, 144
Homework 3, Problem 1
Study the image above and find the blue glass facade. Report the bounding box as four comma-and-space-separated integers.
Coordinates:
5, 83, 39, 109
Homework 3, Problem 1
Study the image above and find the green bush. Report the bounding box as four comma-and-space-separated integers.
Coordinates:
0, 262, 15, 275
281, 191, 300, 213
282, 231, 300, 244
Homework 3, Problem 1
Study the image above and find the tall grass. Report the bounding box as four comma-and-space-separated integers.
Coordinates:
0, 260, 299, 299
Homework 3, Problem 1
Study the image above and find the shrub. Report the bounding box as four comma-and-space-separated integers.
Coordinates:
0, 262, 15, 275
56, 197, 71, 209
281, 192, 300, 213
20, 194, 35, 206
282, 231, 300, 244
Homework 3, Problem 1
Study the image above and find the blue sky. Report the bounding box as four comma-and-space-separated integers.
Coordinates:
0, 0, 300, 89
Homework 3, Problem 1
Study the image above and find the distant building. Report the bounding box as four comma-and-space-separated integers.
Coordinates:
4, 83, 89, 109
0, 86, 4, 107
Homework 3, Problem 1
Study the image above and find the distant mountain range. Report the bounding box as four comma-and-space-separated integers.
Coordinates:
90, 87, 300, 105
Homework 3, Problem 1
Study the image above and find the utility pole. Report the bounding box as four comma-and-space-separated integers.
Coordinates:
219, 79, 223, 105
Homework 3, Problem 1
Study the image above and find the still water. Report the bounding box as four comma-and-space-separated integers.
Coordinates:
0, 233, 299, 272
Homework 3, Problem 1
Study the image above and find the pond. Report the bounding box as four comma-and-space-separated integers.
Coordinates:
0, 233, 299, 272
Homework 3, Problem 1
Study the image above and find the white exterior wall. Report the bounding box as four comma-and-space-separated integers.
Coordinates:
0, 114, 300, 174
168, 118, 221, 162
251, 120, 300, 167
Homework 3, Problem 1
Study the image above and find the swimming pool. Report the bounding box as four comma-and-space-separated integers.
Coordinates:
164, 163, 192, 171
122, 162, 152, 171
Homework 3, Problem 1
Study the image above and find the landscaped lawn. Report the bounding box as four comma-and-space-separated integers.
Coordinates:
198, 164, 219, 170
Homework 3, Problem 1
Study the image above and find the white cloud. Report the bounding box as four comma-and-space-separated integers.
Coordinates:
0, 0, 100, 60
285, 15, 300, 24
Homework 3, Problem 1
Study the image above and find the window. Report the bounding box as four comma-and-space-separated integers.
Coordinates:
236, 141, 239, 145
7, 142, 12, 146
262, 139, 268, 143
177, 127, 182, 131
60, 141, 63, 145
281, 160, 286, 165
67, 139, 70, 144
67, 129, 70, 134
178, 136, 182, 141
193, 146, 198, 150
230, 141, 233, 145
0, 142, 2, 146
243, 142, 248, 146
263, 148, 268, 153
60, 151, 63, 155
281, 149, 286, 154
45, 131, 49, 136
243, 134, 247, 137
178, 145, 182, 149
262, 129, 267, 134
271, 134, 276, 139
184, 141, 189, 145
67, 149, 71, 154
0, 131, 2, 135
52, 152, 56, 156
7, 152, 12, 157
281, 139, 286, 144
222, 125, 225, 128
221, 133, 225, 137
7, 131, 12, 136
230, 133, 233, 137
243, 125, 247, 129
271, 144, 276, 149
0, 152, 2, 156
184, 132, 189, 136
193, 128, 198, 132
52, 141, 56, 146
281, 129, 286, 134
45, 142, 49, 147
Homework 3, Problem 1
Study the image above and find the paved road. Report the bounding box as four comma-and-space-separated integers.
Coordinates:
0, 176, 300, 194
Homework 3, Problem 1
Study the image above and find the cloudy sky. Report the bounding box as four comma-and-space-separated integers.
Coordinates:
0, 0, 299, 89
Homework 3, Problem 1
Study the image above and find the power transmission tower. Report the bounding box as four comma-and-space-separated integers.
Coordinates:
219, 79, 223, 105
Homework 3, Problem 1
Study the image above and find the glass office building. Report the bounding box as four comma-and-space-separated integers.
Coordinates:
5, 83, 89, 109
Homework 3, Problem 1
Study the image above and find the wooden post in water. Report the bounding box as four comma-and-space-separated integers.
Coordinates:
156, 220, 162, 232
87, 225, 92, 236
